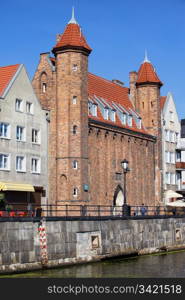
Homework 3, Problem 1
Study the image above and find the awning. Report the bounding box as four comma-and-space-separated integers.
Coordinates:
164, 190, 183, 199
166, 199, 185, 207
0, 182, 35, 192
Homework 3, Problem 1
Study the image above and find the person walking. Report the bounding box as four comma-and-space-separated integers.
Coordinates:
140, 203, 147, 216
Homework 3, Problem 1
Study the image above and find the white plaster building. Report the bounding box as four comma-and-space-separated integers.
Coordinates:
0, 64, 49, 210
160, 92, 181, 201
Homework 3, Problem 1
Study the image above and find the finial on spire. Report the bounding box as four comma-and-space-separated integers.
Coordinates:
68, 6, 78, 24
143, 50, 150, 63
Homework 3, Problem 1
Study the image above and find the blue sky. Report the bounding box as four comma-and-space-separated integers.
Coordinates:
1, 0, 185, 119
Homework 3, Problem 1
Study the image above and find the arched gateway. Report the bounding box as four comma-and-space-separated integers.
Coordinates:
113, 186, 124, 215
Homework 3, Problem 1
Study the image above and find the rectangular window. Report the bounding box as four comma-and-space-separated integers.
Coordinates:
15, 99, 23, 112
171, 173, 176, 185
110, 110, 116, 122
165, 151, 170, 163
176, 151, 181, 162
0, 154, 10, 170
16, 126, 25, 141
16, 156, 26, 172
165, 130, 170, 142
72, 96, 77, 105
104, 108, 109, 120
0, 123, 10, 139
26, 102, 33, 114
170, 152, 175, 164
32, 129, 40, 144
121, 113, 127, 125
31, 158, 40, 174
127, 115, 132, 127
92, 104, 97, 117
136, 117, 142, 129
169, 131, 175, 143
166, 172, 170, 184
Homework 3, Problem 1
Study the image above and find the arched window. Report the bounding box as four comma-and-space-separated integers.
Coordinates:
40, 72, 47, 94
73, 125, 77, 135
113, 185, 124, 216
72, 160, 78, 169
73, 188, 78, 197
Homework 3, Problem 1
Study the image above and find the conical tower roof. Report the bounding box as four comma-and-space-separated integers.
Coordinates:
136, 53, 162, 86
52, 8, 92, 55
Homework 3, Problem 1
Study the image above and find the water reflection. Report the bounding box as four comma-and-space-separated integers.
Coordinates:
2, 251, 185, 278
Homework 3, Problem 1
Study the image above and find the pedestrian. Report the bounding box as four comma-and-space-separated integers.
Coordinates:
140, 203, 147, 216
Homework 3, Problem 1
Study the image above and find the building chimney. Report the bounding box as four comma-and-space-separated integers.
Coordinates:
129, 71, 138, 108
112, 79, 124, 86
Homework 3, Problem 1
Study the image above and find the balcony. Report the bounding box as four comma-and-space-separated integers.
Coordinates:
176, 162, 185, 170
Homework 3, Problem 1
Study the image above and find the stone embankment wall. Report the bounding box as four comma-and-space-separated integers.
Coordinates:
0, 217, 185, 274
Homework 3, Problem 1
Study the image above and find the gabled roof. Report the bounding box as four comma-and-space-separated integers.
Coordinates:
0, 64, 20, 97
160, 96, 167, 110
136, 61, 163, 86
52, 23, 92, 54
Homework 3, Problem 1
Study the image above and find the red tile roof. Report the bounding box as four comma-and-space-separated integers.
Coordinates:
46, 57, 150, 135
137, 62, 162, 86
53, 23, 92, 53
0, 64, 20, 97
160, 96, 167, 110
88, 73, 148, 135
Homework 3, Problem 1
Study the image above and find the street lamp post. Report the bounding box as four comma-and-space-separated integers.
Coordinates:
121, 159, 130, 216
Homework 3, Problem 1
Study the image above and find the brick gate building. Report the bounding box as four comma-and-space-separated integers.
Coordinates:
32, 11, 163, 209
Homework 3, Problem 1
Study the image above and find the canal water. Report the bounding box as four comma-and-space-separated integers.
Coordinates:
2, 250, 185, 278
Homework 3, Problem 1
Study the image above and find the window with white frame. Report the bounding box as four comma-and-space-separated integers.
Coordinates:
72, 96, 77, 105
72, 64, 78, 72
92, 104, 97, 117
16, 126, 25, 141
136, 118, 142, 129
42, 83, 47, 93
73, 187, 78, 197
32, 129, 40, 144
104, 108, 109, 120
171, 173, 176, 185
121, 113, 127, 125
169, 131, 175, 143
0, 123, 10, 139
15, 99, 23, 112
176, 151, 181, 162
170, 152, 175, 164
31, 158, 41, 173
26, 102, 33, 114
165, 130, 170, 142
72, 160, 78, 169
165, 151, 170, 163
0, 154, 10, 170
127, 115, 132, 127
110, 110, 116, 122
166, 172, 170, 184
16, 156, 26, 172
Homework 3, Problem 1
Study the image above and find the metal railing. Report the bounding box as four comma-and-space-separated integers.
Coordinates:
1, 203, 185, 219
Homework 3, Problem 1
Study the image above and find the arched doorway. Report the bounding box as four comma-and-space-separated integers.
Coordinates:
113, 185, 124, 215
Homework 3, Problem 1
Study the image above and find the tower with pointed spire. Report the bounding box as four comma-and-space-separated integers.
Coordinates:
53, 8, 92, 204
33, 8, 92, 205
131, 53, 163, 204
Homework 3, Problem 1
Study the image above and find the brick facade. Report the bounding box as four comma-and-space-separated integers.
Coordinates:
32, 17, 162, 209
